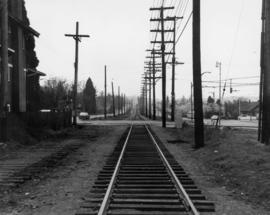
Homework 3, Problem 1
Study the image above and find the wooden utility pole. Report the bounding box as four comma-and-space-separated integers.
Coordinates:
150, 6, 174, 127
192, 0, 204, 148
168, 17, 183, 122
152, 53, 156, 120
0, 0, 9, 142
120, 93, 123, 115
262, 0, 270, 144
216, 61, 222, 127
124, 94, 126, 114
148, 62, 152, 119
104, 65, 107, 119
145, 77, 148, 117
160, 7, 167, 127
191, 82, 193, 120
111, 81, 116, 117
141, 86, 145, 115
65, 22, 89, 126
122, 94, 124, 114
259, 0, 265, 142
145, 51, 161, 120
118, 86, 120, 116
171, 18, 177, 122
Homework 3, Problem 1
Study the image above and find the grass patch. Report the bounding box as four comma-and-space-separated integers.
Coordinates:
180, 126, 270, 210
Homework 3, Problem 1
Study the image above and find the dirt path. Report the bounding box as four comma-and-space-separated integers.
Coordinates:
0, 125, 127, 215
151, 125, 270, 215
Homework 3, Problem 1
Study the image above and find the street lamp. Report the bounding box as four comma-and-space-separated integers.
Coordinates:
216, 61, 222, 127
201, 71, 211, 76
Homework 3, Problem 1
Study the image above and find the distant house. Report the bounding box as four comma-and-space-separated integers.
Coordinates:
0, 0, 45, 112
239, 101, 259, 116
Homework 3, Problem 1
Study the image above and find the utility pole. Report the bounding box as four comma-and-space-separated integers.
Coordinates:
148, 62, 152, 119
145, 77, 148, 117
216, 61, 222, 127
0, 0, 9, 142
161, 7, 167, 128
118, 86, 120, 115
150, 53, 157, 120
238, 99, 241, 116
169, 17, 183, 122
150, 6, 174, 127
262, 0, 270, 144
104, 65, 107, 119
152, 53, 156, 120
191, 82, 193, 120
145, 51, 162, 120
124, 94, 126, 114
171, 18, 177, 122
121, 93, 124, 115
111, 81, 115, 117
65, 22, 89, 126
259, 0, 265, 142
141, 86, 145, 115
192, 0, 204, 148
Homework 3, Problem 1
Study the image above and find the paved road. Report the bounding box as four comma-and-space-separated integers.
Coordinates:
196, 118, 258, 128
78, 115, 258, 129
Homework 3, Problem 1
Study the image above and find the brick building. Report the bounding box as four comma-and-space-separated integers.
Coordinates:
0, 0, 44, 112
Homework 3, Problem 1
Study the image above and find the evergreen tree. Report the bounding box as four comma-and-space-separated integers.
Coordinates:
207, 96, 215, 104
83, 78, 96, 114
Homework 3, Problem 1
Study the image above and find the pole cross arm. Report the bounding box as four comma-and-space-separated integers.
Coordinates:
146, 49, 160, 51
150, 17, 177, 22
150, 7, 174, 11
175, 61, 185, 65
166, 16, 184, 20
65, 34, 90, 40
151, 41, 174, 43
65, 34, 90, 38
146, 56, 162, 58
145, 77, 162, 79
152, 52, 175, 55
144, 66, 162, 69
145, 62, 162, 64
151, 29, 174, 32
167, 61, 184, 65
146, 70, 162, 72
146, 49, 161, 52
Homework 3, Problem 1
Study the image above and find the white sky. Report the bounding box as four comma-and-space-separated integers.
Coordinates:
25, 0, 262, 100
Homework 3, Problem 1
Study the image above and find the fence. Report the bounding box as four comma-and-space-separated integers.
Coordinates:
21, 111, 72, 130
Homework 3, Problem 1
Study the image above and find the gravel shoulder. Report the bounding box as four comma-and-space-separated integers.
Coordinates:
0, 125, 127, 215
151, 125, 270, 215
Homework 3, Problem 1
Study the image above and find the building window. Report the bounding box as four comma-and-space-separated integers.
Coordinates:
8, 25, 12, 49
8, 64, 13, 82
22, 37, 25, 50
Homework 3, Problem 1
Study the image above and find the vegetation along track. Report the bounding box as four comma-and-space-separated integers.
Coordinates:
77, 125, 214, 215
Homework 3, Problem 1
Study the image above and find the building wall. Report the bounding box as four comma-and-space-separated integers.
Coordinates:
10, 0, 27, 112
1, 0, 40, 112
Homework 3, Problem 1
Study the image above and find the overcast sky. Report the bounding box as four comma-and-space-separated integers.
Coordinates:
25, 0, 262, 100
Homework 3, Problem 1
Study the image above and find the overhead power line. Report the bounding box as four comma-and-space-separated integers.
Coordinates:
175, 11, 192, 45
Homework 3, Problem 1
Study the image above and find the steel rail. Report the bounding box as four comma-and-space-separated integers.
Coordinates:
97, 125, 133, 215
145, 125, 200, 215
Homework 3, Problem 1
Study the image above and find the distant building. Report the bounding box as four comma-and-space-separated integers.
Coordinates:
0, 0, 45, 112
239, 101, 259, 116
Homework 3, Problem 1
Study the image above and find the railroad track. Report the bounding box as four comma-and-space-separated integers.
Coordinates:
77, 125, 214, 215
0, 143, 83, 189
